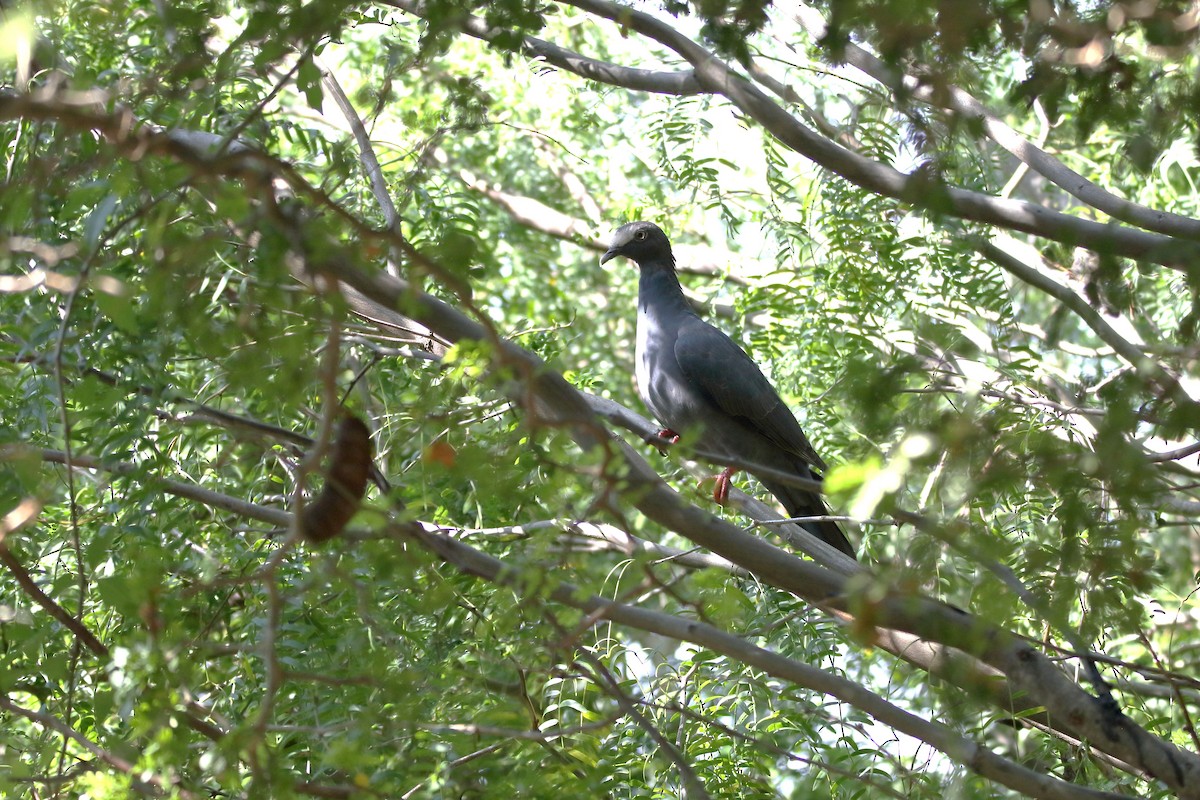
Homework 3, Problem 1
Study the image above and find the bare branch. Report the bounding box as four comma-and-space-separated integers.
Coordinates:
19, 447, 292, 528
439, 151, 757, 282
556, 519, 746, 573
1147, 441, 1200, 463
976, 239, 1196, 412
533, 137, 603, 222
384, 0, 702, 96
568, 638, 712, 799
317, 57, 403, 278
464, 0, 1200, 267
787, 2, 1200, 241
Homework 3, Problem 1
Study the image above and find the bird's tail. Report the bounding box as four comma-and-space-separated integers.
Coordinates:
759, 465, 856, 560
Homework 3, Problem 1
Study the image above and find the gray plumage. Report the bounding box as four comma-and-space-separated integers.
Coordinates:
601, 221, 855, 559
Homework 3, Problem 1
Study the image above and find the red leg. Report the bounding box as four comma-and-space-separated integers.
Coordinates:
712, 466, 737, 505
649, 428, 680, 456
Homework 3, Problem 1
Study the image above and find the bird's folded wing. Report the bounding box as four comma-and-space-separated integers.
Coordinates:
674, 316, 828, 472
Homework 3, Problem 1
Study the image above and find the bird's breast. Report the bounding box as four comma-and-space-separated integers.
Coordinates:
636, 308, 696, 431
634, 309, 660, 412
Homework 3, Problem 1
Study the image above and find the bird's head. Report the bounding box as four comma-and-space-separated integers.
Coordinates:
600, 221, 673, 268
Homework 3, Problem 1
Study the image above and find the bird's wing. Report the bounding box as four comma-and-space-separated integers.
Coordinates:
674, 316, 827, 472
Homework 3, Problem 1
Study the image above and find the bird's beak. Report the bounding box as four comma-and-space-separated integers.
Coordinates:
599, 248, 619, 265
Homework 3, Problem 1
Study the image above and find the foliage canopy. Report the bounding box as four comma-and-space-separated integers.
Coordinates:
3, 0, 1200, 797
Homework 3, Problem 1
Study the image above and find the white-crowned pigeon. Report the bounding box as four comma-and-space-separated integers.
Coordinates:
601, 221, 855, 559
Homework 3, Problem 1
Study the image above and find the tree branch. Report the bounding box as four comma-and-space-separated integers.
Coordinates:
787, 2, 1200, 241
398, 521, 1137, 800
437, 150, 759, 284
0, 694, 192, 798
9, 90, 1195, 794
316, 247, 1200, 796
316, 57, 403, 278
464, 0, 1200, 268
976, 239, 1196, 414
384, 0, 702, 96
0, 499, 109, 657
22, 447, 292, 528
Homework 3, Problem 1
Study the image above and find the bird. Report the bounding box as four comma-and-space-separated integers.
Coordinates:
600, 221, 856, 559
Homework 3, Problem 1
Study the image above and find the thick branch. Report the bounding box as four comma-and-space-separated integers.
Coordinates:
788, 3, 1200, 242
513, 0, 1200, 267
402, 522, 1135, 800
318, 251, 1200, 796
9, 91, 1196, 794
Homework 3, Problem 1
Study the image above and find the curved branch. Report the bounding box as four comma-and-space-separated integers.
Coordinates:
384, 0, 702, 96
10, 90, 1196, 795
405, 522, 1136, 800
788, 3, 1200, 241
1147, 440, 1200, 463
536, 0, 1200, 268
320, 249, 1200, 796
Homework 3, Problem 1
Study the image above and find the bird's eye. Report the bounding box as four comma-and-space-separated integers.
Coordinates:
635, 231, 647, 240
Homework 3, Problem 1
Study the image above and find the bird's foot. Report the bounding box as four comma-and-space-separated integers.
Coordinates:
649, 428, 680, 456
711, 467, 738, 506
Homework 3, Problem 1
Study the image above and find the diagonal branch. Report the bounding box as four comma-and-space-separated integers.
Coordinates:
0, 499, 109, 657
0, 695, 186, 798
976, 239, 1195, 411
398, 0, 1200, 268
435, 149, 759, 282
384, 0, 701, 95
786, 2, 1200, 241
401, 521, 1137, 800
316, 245, 1200, 796
567, 628, 713, 799
9, 90, 1198, 795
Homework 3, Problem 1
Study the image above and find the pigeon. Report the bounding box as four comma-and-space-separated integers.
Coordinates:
600, 221, 856, 559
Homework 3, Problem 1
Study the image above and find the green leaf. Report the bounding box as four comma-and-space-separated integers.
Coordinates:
297, 56, 324, 111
